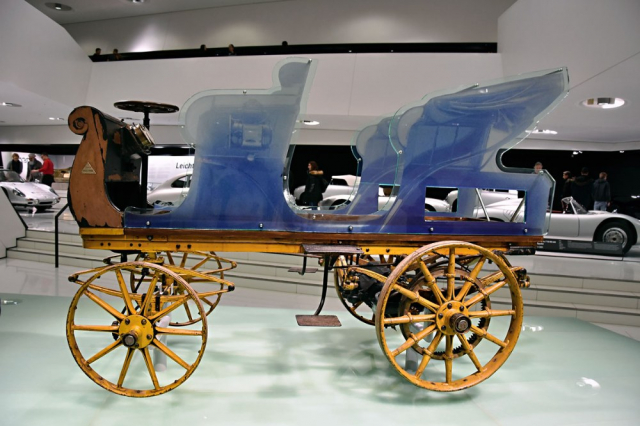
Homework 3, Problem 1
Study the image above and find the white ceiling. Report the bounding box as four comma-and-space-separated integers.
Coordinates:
23, 0, 295, 25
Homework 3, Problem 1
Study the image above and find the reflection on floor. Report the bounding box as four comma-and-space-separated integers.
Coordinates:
1, 264, 640, 426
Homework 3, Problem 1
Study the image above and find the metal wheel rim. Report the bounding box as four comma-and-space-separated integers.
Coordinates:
602, 227, 627, 245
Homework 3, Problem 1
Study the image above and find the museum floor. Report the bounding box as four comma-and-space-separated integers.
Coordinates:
1, 256, 640, 426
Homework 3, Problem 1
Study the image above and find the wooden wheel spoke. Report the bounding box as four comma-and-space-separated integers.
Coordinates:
152, 339, 190, 370
383, 313, 435, 326
351, 300, 363, 309
457, 334, 483, 372
180, 252, 188, 268
464, 280, 507, 308
141, 348, 160, 390
183, 302, 195, 321
446, 248, 456, 300
455, 256, 486, 301
166, 252, 174, 265
115, 269, 136, 315
479, 271, 504, 286
139, 273, 160, 315
191, 257, 209, 271
417, 260, 445, 304
392, 284, 439, 313
155, 327, 203, 336
415, 331, 443, 378
469, 309, 516, 319
149, 295, 190, 322
470, 325, 507, 348
391, 324, 436, 357
445, 335, 453, 383
84, 290, 125, 321
72, 324, 119, 332
117, 348, 135, 387
87, 339, 122, 365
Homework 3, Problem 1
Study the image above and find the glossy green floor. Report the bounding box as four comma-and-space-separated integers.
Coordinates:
1, 292, 640, 426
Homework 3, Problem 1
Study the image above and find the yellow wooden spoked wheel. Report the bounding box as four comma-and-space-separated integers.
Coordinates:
67, 261, 207, 397
130, 251, 235, 326
334, 254, 400, 326
398, 266, 491, 361
375, 241, 523, 391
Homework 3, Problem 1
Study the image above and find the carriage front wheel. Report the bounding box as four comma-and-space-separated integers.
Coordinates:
67, 261, 207, 397
375, 241, 524, 391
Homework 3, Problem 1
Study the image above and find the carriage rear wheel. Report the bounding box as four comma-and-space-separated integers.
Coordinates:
375, 241, 523, 391
129, 251, 235, 326
67, 261, 207, 397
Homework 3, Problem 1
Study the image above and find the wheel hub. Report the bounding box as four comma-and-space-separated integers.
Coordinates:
118, 315, 154, 349
603, 228, 627, 245
435, 301, 471, 336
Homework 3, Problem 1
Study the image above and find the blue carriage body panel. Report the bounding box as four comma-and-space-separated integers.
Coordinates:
125, 58, 568, 237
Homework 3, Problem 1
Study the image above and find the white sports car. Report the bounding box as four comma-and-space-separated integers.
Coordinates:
147, 173, 192, 206
0, 169, 60, 212
319, 187, 451, 212
472, 197, 640, 254
445, 189, 519, 211
293, 174, 360, 202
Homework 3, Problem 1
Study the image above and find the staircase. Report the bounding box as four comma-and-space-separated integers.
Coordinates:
7, 230, 640, 326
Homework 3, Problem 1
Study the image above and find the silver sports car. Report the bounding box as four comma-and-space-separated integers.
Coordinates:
147, 173, 192, 206
319, 187, 451, 212
0, 169, 60, 212
473, 197, 640, 253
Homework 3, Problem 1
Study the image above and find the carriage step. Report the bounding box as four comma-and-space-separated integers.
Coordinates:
295, 315, 341, 327
302, 244, 363, 255
288, 267, 318, 273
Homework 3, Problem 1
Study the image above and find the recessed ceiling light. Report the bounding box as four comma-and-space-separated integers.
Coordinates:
581, 97, 625, 109
301, 120, 320, 126
1, 102, 21, 107
128, 0, 148, 3
49, 117, 65, 121
526, 129, 557, 135
45, 2, 72, 12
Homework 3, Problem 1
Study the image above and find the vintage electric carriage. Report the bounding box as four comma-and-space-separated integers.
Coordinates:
64, 58, 568, 397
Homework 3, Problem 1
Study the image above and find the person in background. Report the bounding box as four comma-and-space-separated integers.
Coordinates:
571, 167, 594, 210
533, 162, 543, 173
26, 153, 42, 182
91, 47, 104, 61
200, 44, 208, 54
110, 49, 122, 61
592, 172, 611, 211
227, 44, 237, 56
8, 153, 23, 176
562, 171, 573, 198
300, 161, 324, 208
34, 153, 55, 187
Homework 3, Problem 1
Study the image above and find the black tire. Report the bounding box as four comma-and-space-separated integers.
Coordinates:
36, 206, 49, 213
595, 220, 635, 254
425, 204, 435, 212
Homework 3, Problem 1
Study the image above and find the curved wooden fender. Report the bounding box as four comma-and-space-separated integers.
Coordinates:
68, 106, 123, 228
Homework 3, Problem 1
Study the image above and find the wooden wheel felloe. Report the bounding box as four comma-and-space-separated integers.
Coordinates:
67, 261, 207, 397
375, 241, 524, 391
129, 251, 236, 326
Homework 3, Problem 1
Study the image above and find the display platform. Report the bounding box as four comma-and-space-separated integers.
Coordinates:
1, 288, 639, 426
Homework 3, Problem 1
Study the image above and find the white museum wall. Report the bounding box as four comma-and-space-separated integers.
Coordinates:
81, 53, 504, 145
498, 0, 640, 144
62, 0, 515, 54
0, 0, 91, 116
